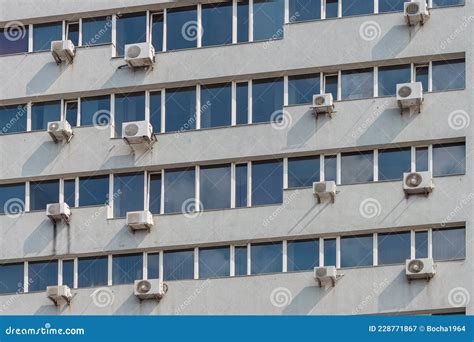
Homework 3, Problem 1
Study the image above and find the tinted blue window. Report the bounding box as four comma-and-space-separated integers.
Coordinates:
78, 256, 108, 288
167, 7, 197, 51
236, 82, 249, 125
114, 92, 145, 136
0, 105, 27, 134
432, 0, 464, 7
28, 260, 58, 292
432, 59, 465, 91
62, 260, 74, 288
116, 12, 147, 56
0, 183, 25, 215
252, 78, 283, 123
433, 228, 465, 261
79, 175, 109, 206
378, 232, 410, 265
324, 155, 337, 182
150, 91, 161, 133
200, 164, 231, 210
378, 148, 411, 181
202, 3, 232, 46
253, 0, 284, 41
199, 246, 230, 278
252, 160, 283, 205
65, 101, 78, 127
201, 83, 232, 128
288, 156, 320, 188
326, 0, 338, 18
235, 164, 248, 208
342, 0, 374, 16
415, 66, 429, 92
341, 235, 373, 268
151, 13, 164, 52
114, 173, 144, 217
415, 231, 428, 258
341, 69, 373, 100
81, 95, 110, 127
147, 253, 160, 279
112, 253, 143, 285
165, 87, 196, 132
287, 239, 319, 271
379, 0, 405, 13
163, 249, 194, 281
251, 242, 282, 274
67, 23, 79, 46
82, 16, 112, 46
33, 22, 62, 52
290, 0, 321, 21
30, 180, 59, 211
64, 179, 76, 207
416, 147, 428, 172
31, 101, 61, 131
378, 64, 411, 96
149, 174, 161, 215
288, 74, 320, 105
324, 75, 338, 100
323, 239, 336, 266
433, 143, 465, 176
341, 151, 373, 184
237, 1, 249, 42
164, 168, 195, 214
0, 26, 28, 55
0, 263, 24, 294
235, 246, 248, 276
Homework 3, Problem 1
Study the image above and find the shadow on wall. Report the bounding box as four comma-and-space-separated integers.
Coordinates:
372, 24, 411, 60
286, 109, 330, 149
283, 285, 332, 315
104, 224, 148, 252
23, 218, 55, 255
26, 61, 67, 96
22, 141, 61, 177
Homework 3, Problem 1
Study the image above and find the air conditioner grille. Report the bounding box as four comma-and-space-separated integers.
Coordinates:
136, 280, 151, 294
405, 172, 422, 187
49, 123, 59, 131
406, 3, 420, 15
315, 183, 327, 193
127, 45, 142, 59
314, 96, 325, 106
408, 259, 424, 273
124, 123, 140, 137
398, 86, 412, 98
315, 267, 327, 277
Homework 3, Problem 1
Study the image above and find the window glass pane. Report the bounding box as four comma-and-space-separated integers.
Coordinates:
30, 180, 59, 211
80, 95, 110, 127
65, 101, 78, 127
324, 75, 338, 100
114, 173, 144, 217
201, 83, 232, 128
235, 246, 248, 276
432, 143, 465, 176
167, 6, 197, 51
64, 179, 76, 207
0, 26, 28, 55
0, 263, 24, 294
237, 1, 249, 42
252, 160, 283, 205
114, 92, 145, 137
432, 59, 465, 91
78, 256, 108, 288
202, 3, 232, 46
79, 175, 109, 206
235, 164, 248, 208
199, 246, 230, 278
432, 228, 465, 261
112, 253, 143, 285
290, 0, 321, 21
253, 0, 284, 41
341, 235, 373, 268
163, 249, 194, 281
326, 0, 338, 18
67, 23, 79, 46
287, 239, 319, 271
378, 64, 411, 96
33, 22, 62, 52
324, 155, 337, 182
151, 13, 164, 52
82, 16, 112, 46
149, 174, 161, 215
378, 147, 411, 181
0, 183, 25, 215
252, 78, 283, 123
150, 91, 161, 133
62, 260, 74, 288
251, 242, 282, 274
323, 239, 336, 266
342, 0, 374, 16
288, 156, 320, 188
0, 104, 27, 134
236, 82, 249, 125
165, 87, 196, 132
116, 12, 147, 56
288, 74, 321, 105
432, 0, 464, 7
147, 253, 160, 279
341, 151, 373, 184
416, 147, 428, 172
415, 231, 428, 258
378, 232, 410, 265
164, 168, 195, 214
379, 0, 405, 12
28, 260, 58, 292
341, 69, 373, 100
200, 164, 231, 210
31, 101, 61, 131
415, 66, 429, 92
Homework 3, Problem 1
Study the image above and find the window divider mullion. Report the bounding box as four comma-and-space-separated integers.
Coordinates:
163, 9, 167, 52
373, 233, 378, 266
231, 163, 236, 208
373, 149, 379, 182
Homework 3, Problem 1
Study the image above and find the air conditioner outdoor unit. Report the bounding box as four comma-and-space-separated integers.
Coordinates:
406, 258, 435, 280
134, 279, 167, 301
124, 42, 155, 68
403, 171, 434, 197
313, 181, 337, 203
51, 40, 75, 64
314, 266, 340, 287
122, 121, 154, 145
48, 121, 73, 143
404, 1, 430, 26
47, 285, 72, 305
126, 210, 154, 231
397, 82, 423, 114
310, 93, 334, 117
46, 203, 71, 224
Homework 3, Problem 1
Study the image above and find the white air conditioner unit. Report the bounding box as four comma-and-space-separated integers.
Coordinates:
403, 171, 434, 197
51, 40, 75, 64
310, 93, 334, 117
406, 258, 435, 280
313, 181, 337, 203
397, 82, 423, 114
124, 42, 155, 68
46, 203, 71, 224
314, 266, 340, 287
134, 279, 167, 301
48, 121, 73, 143
404, 1, 430, 26
126, 210, 154, 231
47, 285, 72, 305
122, 121, 154, 145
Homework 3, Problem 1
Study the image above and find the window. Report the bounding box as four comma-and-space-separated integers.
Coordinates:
415, 231, 428, 258
432, 228, 465, 261
147, 253, 160, 279
235, 246, 248, 276
235, 164, 248, 208
199, 246, 230, 278
290, 0, 321, 21
31, 101, 61, 131
340, 235, 373, 268
252, 160, 283, 205
378, 232, 410, 265
432, 59, 465, 91
415, 65, 429, 92
30, 180, 59, 211
288, 156, 320, 188
378, 147, 411, 181
151, 13, 164, 52
237, 1, 250, 42
150, 91, 161, 133
163, 249, 194, 281
33, 22, 62, 52
0, 26, 28, 55
79, 175, 109, 206
65, 100, 78, 127
28, 260, 58, 292
287, 239, 319, 271
112, 253, 143, 285
341, 151, 373, 184
82, 16, 112, 46
253, 0, 285, 41
236, 82, 249, 125
78, 256, 108, 288
114, 92, 145, 137
165, 87, 196, 132
200, 164, 231, 210
251, 242, 282, 274
164, 168, 195, 214
432, 0, 464, 7
324, 74, 338, 100
0, 105, 27, 134
378, 64, 411, 96
379, 0, 405, 13
116, 12, 147, 56
167, 6, 197, 51
341, 68, 373, 100
432, 143, 465, 176
62, 260, 74, 288
0, 263, 23, 294
323, 239, 336, 266
148, 173, 161, 215
415, 147, 428, 172
66, 22, 79, 46
202, 3, 232, 47
114, 173, 144, 217
326, 0, 339, 18
80, 95, 110, 127
64, 179, 76, 207
252, 78, 283, 123
288, 74, 321, 105
342, 0, 374, 16
200, 83, 232, 128
324, 155, 337, 182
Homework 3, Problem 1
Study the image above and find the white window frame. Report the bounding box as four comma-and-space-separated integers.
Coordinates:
147, 171, 162, 215
66, 20, 81, 46
64, 99, 80, 127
